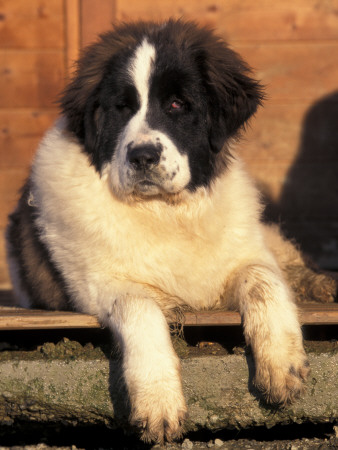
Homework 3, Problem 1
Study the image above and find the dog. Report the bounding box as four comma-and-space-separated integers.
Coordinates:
7, 19, 319, 443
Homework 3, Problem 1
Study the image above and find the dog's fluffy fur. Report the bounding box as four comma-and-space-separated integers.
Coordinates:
6, 20, 315, 443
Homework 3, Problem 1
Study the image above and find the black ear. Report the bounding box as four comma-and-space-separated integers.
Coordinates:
61, 74, 105, 166
204, 45, 264, 153
60, 48, 108, 147
83, 99, 106, 165
59, 28, 128, 143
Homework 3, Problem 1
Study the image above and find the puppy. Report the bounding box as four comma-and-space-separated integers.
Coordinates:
7, 20, 312, 443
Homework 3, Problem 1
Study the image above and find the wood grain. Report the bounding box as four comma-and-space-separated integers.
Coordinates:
115, 0, 338, 41
0, 307, 101, 330
238, 43, 338, 103
80, 0, 116, 48
184, 304, 338, 326
0, 52, 65, 108
0, 295, 337, 330
0, 0, 64, 49
237, 104, 304, 162
0, 242, 10, 290
0, 109, 58, 167
65, 0, 80, 75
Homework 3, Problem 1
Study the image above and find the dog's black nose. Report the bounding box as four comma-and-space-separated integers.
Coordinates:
127, 145, 161, 170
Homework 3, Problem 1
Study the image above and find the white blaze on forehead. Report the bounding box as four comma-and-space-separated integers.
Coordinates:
107, 38, 192, 198
128, 39, 156, 113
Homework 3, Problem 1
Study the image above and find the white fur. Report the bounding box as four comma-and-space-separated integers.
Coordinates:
31, 120, 274, 313
129, 39, 155, 109
27, 119, 306, 441
107, 39, 191, 199
105, 295, 186, 440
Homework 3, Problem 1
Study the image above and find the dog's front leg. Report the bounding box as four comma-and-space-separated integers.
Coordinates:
100, 296, 187, 443
230, 264, 310, 405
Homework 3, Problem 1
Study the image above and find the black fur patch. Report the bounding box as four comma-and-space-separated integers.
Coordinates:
61, 19, 264, 190
6, 182, 71, 310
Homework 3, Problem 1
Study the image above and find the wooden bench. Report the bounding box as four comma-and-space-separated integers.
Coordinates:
0, 290, 337, 330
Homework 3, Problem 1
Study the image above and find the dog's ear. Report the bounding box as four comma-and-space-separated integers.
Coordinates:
83, 99, 106, 166
204, 45, 264, 153
61, 75, 106, 167
60, 39, 110, 148
59, 24, 146, 152
60, 27, 134, 154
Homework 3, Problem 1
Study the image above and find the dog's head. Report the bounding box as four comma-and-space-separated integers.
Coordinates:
61, 20, 263, 200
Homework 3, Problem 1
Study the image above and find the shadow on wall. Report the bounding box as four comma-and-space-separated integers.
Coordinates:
264, 91, 338, 270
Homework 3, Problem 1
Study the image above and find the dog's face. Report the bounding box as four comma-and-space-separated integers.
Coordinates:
62, 20, 263, 200
98, 39, 201, 198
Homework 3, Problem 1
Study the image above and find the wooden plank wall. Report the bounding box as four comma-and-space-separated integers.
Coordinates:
0, 0, 65, 287
1, 0, 338, 288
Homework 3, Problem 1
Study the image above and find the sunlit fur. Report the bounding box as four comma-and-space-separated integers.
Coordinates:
6, 20, 311, 444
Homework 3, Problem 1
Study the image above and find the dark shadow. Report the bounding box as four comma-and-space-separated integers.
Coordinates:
108, 356, 131, 425
244, 347, 258, 398
107, 354, 152, 449
244, 347, 274, 409
264, 91, 338, 270
245, 349, 294, 415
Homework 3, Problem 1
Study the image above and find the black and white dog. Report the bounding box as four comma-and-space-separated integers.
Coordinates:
7, 20, 312, 443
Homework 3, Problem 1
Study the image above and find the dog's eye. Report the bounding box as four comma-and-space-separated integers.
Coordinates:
169, 99, 184, 112
115, 103, 130, 111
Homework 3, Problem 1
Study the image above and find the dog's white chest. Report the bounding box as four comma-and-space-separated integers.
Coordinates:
32, 125, 261, 311
110, 216, 228, 308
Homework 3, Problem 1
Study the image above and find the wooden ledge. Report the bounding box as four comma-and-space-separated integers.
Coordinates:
184, 304, 338, 326
0, 307, 100, 330
0, 303, 337, 330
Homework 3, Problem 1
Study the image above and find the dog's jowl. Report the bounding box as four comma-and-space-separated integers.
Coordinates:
7, 20, 312, 444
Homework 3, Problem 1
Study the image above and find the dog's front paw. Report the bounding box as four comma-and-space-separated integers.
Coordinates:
253, 349, 310, 405
130, 382, 187, 443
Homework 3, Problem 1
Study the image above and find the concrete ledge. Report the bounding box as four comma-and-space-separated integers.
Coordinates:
1, 352, 337, 431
